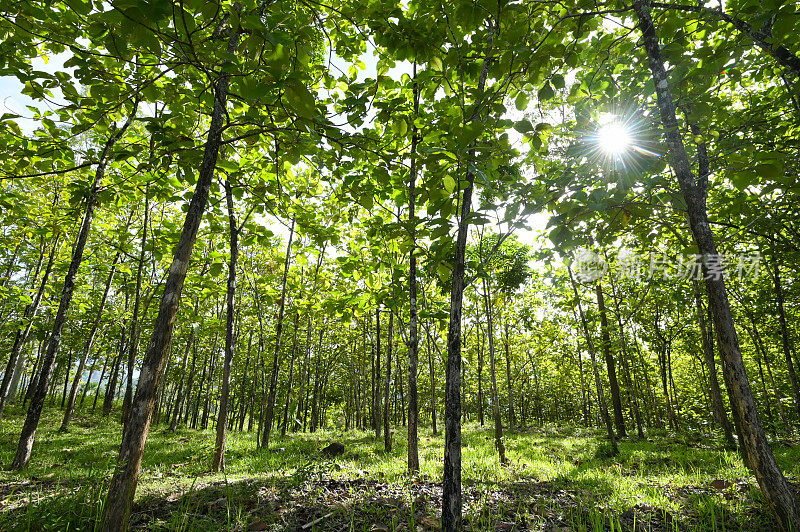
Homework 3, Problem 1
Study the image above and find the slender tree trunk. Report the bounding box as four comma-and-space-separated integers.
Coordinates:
100, 27, 238, 529
281, 312, 299, 437
212, 178, 239, 472
0, 233, 60, 425
633, 2, 799, 526
374, 306, 381, 439
596, 282, 626, 438
482, 280, 507, 464
238, 330, 253, 432
767, 255, 800, 421
121, 191, 150, 427
183, 333, 199, 427
310, 328, 324, 432
407, 62, 421, 475
12, 100, 137, 469
569, 268, 618, 455
384, 310, 393, 451
425, 326, 438, 435
61, 249, 122, 431
7, 341, 30, 405
693, 279, 735, 446
607, 278, 644, 438
169, 318, 198, 432
577, 336, 589, 426
441, 15, 498, 526
92, 354, 109, 411
477, 324, 484, 427
262, 216, 294, 449
742, 307, 790, 433
502, 319, 516, 428
79, 356, 97, 408
103, 322, 127, 416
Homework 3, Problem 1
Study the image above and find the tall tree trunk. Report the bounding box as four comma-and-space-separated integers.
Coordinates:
384, 310, 393, 451
767, 254, 800, 421
103, 320, 127, 416
310, 328, 324, 432
596, 283, 626, 438
281, 312, 299, 437
633, 2, 799, 526
693, 279, 735, 446
442, 14, 497, 527
576, 335, 589, 426
502, 320, 516, 428
92, 353, 110, 411
407, 62, 421, 475
262, 215, 294, 449
740, 305, 790, 433
169, 317, 198, 432
121, 189, 150, 425
607, 278, 644, 438
569, 268, 618, 455
238, 330, 253, 432
212, 178, 239, 472
61, 248, 123, 431
425, 326, 438, 435
482, 279, 507, 464
12, 99, 137, 469
0, 233, 60, 425
100, 26, 238, 530
374, 306, 381, 439
477, 324, 485, 427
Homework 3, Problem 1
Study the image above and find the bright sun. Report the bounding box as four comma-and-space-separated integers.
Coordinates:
597, 121, 632, 156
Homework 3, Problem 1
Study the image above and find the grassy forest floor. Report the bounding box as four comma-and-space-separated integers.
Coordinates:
1, 406, 799, 531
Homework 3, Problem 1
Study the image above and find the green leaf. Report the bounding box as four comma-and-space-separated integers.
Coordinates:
443, 175, 456, 194
513, 119, 534, 133
209, 262, 224, 277
538, 82, 555, 101
756, 162, 783, 180
391, 118, 407, 137
514, 92, 529, 111
284, 82, 315, 119
731, 170, 757, 190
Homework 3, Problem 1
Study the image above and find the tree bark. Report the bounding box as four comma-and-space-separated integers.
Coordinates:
169, 316, 198, 432
596, 282, 626, 438
384, 310, 393, 451
212, 178, 239, 472
262, 215, 295, 449
281, 312, 299, 437
482, 279, 507, 464
607, 277, 644, 438
0, 233, 60, 425
121, 189, 150, 425
569, 268, 618, 455
100, 25, 238, 529
238, 330, 253, 432
767, 254, 800, 421
693, 279, 735, 446
477, 323, 484, 426
442, 12, 498, 527
502, 319, 516, 428
61, 248, 122, 431
374, 306, 381, 439
11, 99, 137, 469
407, 62, 421, 475
633, 2, 799, 526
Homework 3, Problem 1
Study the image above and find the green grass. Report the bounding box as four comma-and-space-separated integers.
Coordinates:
0, 403, 792, 530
